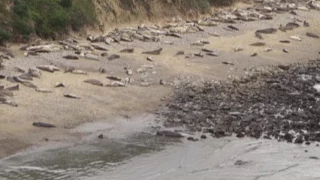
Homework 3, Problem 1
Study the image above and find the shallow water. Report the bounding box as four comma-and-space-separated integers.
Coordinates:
1, 115, 320, 180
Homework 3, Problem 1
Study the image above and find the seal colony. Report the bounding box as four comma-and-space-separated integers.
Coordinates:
0, 0, 320, 156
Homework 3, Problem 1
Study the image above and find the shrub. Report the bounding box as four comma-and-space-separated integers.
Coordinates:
60, 0, 72, 9
0, 28, 11, 44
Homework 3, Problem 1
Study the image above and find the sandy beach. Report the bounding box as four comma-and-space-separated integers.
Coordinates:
0, 1, 320, 158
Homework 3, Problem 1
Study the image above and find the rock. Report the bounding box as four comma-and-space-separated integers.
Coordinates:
156, 130, 184, 138
108, 54, 120, 61
310, 156, 319, 160
256, 28, 277, 34
0, 74, 5, 79
63, 55, 79, 60
142, 48, 163, 55
84, 79, 104, 86
32, 122, 56, 128
304, 21, 310, 27
120, 48, 134, 53
35, 88, 52, 93
64, 93, 80, 99
283, 49, 289, 53
306, 32, 319, 39
37, 65, 60, 73
250, 42, 266, 46
85, 53, 99, 61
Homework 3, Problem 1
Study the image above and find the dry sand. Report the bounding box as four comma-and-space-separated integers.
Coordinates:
0, 6, 320, 158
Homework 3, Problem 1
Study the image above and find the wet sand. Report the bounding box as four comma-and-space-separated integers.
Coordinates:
0, 3, 320, 158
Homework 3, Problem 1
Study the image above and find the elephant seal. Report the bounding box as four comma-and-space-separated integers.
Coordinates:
156, 130, 184, 138
33, 122, 56, 128
256, 28, 277, 34
64, 93, 80, 99
120, 48, 134, 53
108, 54, 120, 61
83, 79, 104, 86
142, 48, 163, 55
306, 32, 319, 38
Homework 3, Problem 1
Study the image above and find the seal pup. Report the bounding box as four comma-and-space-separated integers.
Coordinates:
35, 88, 52, 93
19, 73, 33, 81
289, 36, 302, 41
303, 20, 310, 27
280, 40, 290, 43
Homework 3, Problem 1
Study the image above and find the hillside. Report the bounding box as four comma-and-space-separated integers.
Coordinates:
0, 0, 235, 44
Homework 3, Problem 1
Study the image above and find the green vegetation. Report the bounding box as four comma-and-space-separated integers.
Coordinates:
0, 0, 96, 43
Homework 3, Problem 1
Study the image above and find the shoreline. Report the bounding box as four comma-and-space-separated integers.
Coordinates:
1, 1, 320, 158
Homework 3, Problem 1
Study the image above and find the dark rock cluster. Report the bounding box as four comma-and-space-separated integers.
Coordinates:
160, 59, 320, 144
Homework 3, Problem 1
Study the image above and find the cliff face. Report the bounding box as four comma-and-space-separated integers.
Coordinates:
0, 0, 234, 43
92, 0, 234, 30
